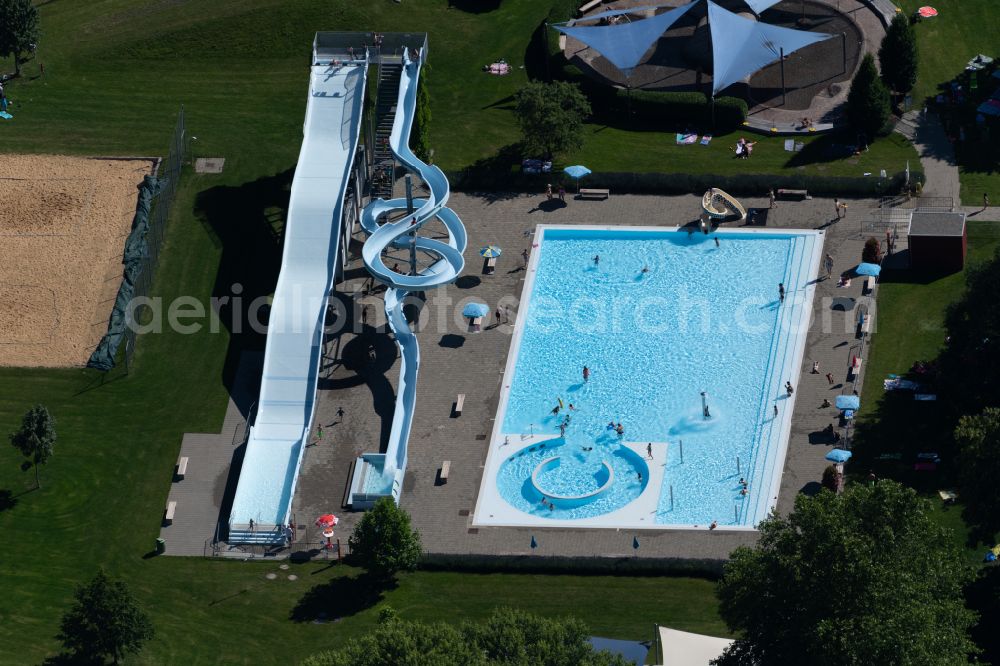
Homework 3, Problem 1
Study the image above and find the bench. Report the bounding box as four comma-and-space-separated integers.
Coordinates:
579, 188, 610, 200
777, 188, 809, 201
849, 355, 862, 379
578, 0, 603, 13
484, 256, 496, 275
469, 316, 482, 333
863, 276, 874, 295
439, 460, 451, 484
453, 393, 465, 417
175, 456, 188, 481
164, 501, 177, 525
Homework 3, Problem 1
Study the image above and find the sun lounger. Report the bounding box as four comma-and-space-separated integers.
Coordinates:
700, 135, 712, 145
915, 394, 937, 401
675, 133, 698, 145
938, 489, 958, 504
884, 378, 920, 391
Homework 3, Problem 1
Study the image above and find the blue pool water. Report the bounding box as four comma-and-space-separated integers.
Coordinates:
495, 227, 818, 526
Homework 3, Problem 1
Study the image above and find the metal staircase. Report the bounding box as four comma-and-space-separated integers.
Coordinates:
372, 56, 403, 200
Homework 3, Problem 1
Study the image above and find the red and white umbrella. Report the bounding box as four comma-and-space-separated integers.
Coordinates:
315, 514, 339, 528
917, 6, 937, 18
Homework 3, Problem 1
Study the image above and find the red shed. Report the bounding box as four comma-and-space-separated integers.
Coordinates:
907, 212, 967, 273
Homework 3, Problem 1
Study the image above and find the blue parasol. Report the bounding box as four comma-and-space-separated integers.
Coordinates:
462, 302, 490, 318
835, 395, 860, 410
479, 245, 502, 258
564, 165, 592, 180
825, 449, 852, 463
856, 262, 881, 277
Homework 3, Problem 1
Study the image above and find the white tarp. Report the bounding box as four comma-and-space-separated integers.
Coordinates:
657, 627, 734, 666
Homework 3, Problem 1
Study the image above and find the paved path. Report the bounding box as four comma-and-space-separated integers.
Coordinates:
288, 191, 882, 562
895, 109, 960, 204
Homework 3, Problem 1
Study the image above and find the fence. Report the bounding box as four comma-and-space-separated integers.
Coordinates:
122, 107, 186, 370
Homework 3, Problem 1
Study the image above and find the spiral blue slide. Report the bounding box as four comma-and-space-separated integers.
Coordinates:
353, 49, 466, 503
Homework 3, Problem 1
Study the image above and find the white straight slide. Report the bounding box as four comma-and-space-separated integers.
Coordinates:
229, 57, 368, 542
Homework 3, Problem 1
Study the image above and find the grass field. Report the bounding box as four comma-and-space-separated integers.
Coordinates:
0, 2, 730, 663
857, 221, 1000, 559
897, 0, 1000, 203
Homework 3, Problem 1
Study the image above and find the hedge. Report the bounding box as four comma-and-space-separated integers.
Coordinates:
419, 552, 726, 578
448, 167, 924, 198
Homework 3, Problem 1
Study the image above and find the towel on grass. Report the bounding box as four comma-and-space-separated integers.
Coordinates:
675, 133, 697, 145
699, 135, 712, 145
0, 111, 11, 120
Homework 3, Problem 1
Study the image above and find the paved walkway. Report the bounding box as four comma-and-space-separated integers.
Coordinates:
896, 109, 961, 203
159, 354, 260, 556
289, 191, 881, 562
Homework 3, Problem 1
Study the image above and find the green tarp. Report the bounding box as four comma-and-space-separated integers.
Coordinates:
87, 175, 161, 371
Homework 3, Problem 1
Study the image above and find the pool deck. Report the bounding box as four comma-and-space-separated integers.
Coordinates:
292, 191, 876, 562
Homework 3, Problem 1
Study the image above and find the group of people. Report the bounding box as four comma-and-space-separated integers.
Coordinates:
545, 183, 566, 201
734, 137, 758, 159
738, 477, 749, 496
606, 421, 625, 437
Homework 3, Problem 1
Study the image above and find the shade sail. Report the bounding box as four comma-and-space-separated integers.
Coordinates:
707, 1, 833, 94
577, 5, 664, 24
743, 0, 782, 13
554, 1, 698, 75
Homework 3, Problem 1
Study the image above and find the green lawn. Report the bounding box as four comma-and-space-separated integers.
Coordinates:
0, 2, 728, 663
897, 0, 1000, 203
856, 221, 1000, 557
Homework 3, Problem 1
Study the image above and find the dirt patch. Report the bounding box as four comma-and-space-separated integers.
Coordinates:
0, 155, 155, 367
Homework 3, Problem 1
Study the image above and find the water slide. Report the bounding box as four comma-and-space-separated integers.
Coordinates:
228, 55, 368, 543
357, 49, 466, 488
702, 187, 747, 221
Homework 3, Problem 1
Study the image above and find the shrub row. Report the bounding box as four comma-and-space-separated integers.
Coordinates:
448, 168, 924, 198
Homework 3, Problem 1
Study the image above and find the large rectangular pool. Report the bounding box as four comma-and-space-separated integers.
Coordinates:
473, 225, 823, 530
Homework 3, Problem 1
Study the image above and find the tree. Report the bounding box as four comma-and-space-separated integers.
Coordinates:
878, 14, 918, 95
954, 408, 1000, 537
9, 404, 55, 489
348, 497, 422, 580
714, 481, 979, 665
846, 54, 891, 139
514, 80, 591, 158
413, 64, 432, 162
58, 569, 154, 665
0, 0, 39, 77
862, 236, 881, 263
302, 607, 630, 666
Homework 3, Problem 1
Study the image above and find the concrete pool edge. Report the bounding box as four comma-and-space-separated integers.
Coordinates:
471, 225, 824, 531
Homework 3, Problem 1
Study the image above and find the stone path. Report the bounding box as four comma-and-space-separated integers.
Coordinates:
289, 191, 883, 562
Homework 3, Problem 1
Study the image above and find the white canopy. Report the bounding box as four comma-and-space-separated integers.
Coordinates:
657, 627, 734, 666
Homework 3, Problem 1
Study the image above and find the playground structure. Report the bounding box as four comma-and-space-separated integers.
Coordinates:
228, 44, 369, 544
701, 187, 747, 221
0, 156, 154, 367
349, 49, 467, 508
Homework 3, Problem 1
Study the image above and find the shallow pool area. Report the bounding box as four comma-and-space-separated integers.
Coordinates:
473, 225, 823, 530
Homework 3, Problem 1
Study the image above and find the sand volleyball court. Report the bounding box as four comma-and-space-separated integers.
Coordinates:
0, 155, 155, 367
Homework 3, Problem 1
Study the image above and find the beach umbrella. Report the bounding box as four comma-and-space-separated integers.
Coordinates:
856, 262, 881, 277
479, 245, 502, 258
563, 164, 592, 192
315, 514, 338, 528
917, 6, 937, 18
825, 449, 852, 463
462, 302, 490, 318
835, 395, 860, 410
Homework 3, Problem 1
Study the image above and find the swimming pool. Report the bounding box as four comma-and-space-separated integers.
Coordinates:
474, 226, 823, 530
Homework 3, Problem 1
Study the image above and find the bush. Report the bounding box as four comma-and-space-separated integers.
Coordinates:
847, 54, 891, 138
821, 465, 840, 492
862, 236, 881, 263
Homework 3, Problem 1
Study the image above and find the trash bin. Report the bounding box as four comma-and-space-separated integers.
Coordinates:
156, 538, 166, 554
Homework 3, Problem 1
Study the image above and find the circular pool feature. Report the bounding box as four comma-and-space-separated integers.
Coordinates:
531, 456, 615, 509
497, 440, 648, 519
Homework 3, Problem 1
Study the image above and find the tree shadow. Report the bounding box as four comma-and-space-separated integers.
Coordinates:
0, 489, 16, 512
785, 131, 864, 168
41, 653, 101, 666
289, 573, 393, 623
455, 276, 481, 289
194, 170, 292, 405
448, 0, 502, 13
439, 334, 465, 349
